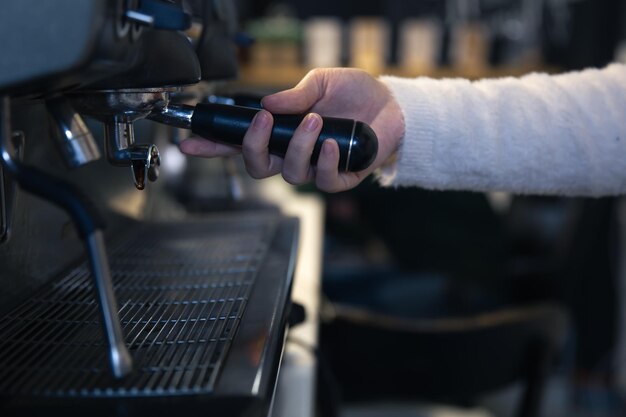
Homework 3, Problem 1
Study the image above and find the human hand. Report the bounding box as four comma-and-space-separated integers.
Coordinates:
179, 68, 405, 192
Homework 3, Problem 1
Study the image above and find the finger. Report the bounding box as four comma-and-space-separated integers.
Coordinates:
282, 113, 323, 185
241, 110, 283, 178
261, 69, 326, 114
315, 139, 343, 192
179, 137, 241, 157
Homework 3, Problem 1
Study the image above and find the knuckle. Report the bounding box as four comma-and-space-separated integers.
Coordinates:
289, 132, 318, 156
245, 165, 265, 179
304, 68, 329, 88
287, 139, 309, 154
243, 156, 268, 179
242, 149, 268, 171
282, 171, 305, 186
243, 139, 265, 155
308, 68, 325, 79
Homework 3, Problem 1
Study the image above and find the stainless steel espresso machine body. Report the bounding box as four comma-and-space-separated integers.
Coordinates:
0, 1, 299, 416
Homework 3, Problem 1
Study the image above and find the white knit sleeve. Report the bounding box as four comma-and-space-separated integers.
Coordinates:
378, 64, 626, 196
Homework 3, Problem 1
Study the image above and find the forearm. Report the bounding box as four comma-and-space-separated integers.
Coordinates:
379, 64, 626, 196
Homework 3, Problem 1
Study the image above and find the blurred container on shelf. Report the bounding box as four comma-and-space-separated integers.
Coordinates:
246, 3, 301, 68
449, 22, 490, 73
398, 18, 442, 72
303, 17, 343, 68
349, 17, 390, 73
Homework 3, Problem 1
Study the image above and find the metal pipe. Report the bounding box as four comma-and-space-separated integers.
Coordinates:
147, 103, 194, 129
86, 231, 133, 378
45, 97, 100, 168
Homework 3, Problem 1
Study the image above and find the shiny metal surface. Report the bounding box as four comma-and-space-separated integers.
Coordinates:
103, 121, 161, 190
70, 90, 172, 123
104, 120, 135, 165
0, 213, 297, 412
215, 216, 299, 401
147, 103, 194, 130
86, 230, 133, 379
0, 130, 21, 244
46, 97, 100, 168
345, 120, 356, 173
125, 9, 154, 26
0, 98, 11, 243
71, 90, 168, 189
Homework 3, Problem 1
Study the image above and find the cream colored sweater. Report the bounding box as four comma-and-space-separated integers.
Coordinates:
378, 64, 626, 196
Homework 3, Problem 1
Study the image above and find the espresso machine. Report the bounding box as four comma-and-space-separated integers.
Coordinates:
0, 1, 378, 415
0, 1, 295, 416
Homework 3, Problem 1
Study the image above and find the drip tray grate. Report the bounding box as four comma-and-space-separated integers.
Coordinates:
0, 214, 279, 398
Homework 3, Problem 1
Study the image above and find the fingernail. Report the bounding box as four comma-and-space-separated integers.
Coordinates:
303, 113, 320, 132
322, 140, 334, 156
253, 110, 270, 129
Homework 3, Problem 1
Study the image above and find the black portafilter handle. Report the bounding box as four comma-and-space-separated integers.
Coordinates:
190, 103, 378, 172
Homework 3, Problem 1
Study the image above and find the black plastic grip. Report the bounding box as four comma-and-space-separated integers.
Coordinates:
190, 103, 378, 172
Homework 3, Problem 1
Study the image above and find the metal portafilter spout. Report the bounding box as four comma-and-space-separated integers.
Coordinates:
149, 102, 379, 172
70, 90, 164, 190
102, 118, 160, 190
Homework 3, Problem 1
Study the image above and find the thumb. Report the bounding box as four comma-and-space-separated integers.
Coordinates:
261, 69, 325, 114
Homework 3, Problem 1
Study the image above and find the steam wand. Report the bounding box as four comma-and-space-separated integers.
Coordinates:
0, 97, 133, 379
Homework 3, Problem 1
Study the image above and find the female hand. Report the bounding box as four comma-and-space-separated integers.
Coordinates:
179, 68, 405, 192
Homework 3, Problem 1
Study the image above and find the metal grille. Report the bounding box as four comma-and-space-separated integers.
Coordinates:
0, 214, 279, 397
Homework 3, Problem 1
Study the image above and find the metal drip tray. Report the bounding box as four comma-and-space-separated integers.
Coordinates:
0, 212, 292, 402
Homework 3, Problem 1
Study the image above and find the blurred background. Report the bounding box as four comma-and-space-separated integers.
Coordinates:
230, 0, 626, 84
214, 0, 626, 416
